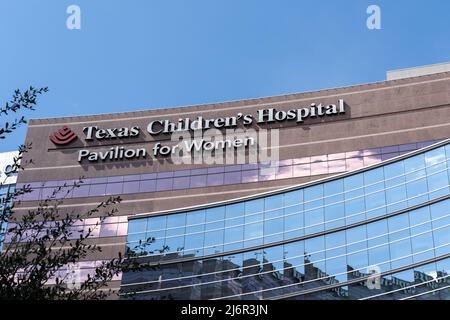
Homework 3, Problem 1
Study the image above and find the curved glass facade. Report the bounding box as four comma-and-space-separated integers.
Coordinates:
121, 140, 450, 300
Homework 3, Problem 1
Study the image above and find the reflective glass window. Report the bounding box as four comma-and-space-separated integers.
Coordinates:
147, 215, 167, 231
284, 191, 304, 239
427, 171, 449, 199
324, 180, 345, 229
430, 199, 450, 228
245, 199, 264, 224
387, 214, 410, 241
304, 185, 324, 234
224, 225, 244, 251
389, 238, 412, 269
128, 219, 147, 234
184, 233, 204, 257
166, 213, 186, 237
406, 177, 428, 206
425, 147, 446, 174
367, 219, 388, 247
225, 203, 244, 227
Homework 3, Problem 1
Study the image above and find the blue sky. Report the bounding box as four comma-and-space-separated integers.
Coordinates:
1, 0, 449, 151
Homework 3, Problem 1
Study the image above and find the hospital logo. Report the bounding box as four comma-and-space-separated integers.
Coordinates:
49, 126, 78, 145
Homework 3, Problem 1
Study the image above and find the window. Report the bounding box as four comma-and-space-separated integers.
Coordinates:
147, 215, 167, 231
224, 226, 244, 251
367, 219, 388, 247
128, 219, 147, 234
205, 207, 225, 230
166, 213, 186, 237
304, 185, 324, 234
225, 203, 244, 227
245, 199, 264, 224
387, 214, 410, 241
389, 238, 412, 269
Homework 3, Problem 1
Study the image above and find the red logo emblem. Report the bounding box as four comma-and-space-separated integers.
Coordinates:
49, 126, 78, 145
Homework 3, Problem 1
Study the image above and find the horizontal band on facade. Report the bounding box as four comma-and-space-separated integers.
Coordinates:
126, 193, 450, 267
20, 117, 450, 172
34, 102, 450, 154
16, 139, 439, 205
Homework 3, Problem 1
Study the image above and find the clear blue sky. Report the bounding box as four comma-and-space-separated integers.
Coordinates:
1, 0, 449, 152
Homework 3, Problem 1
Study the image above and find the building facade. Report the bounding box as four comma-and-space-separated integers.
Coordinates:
8, 63, 450, 299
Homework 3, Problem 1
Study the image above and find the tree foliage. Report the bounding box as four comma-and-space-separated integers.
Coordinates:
0, 87, 148, 300
0, 86, 48, 140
